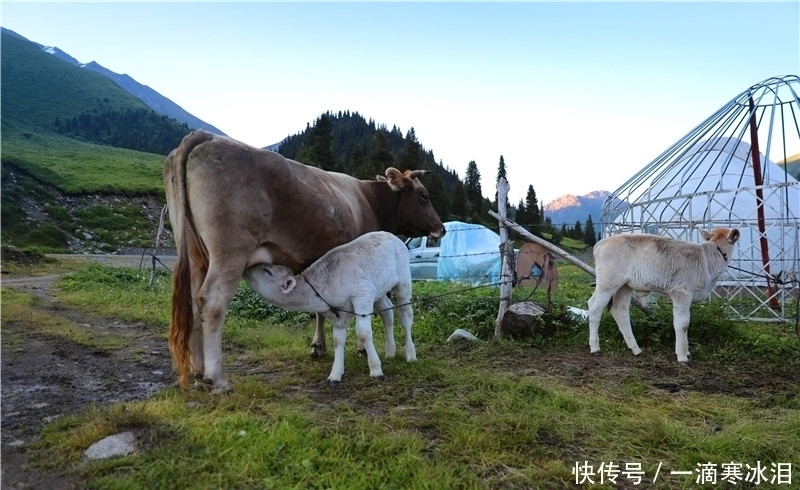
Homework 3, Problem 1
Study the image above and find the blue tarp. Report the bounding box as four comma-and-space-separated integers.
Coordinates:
437, 221, 501, 285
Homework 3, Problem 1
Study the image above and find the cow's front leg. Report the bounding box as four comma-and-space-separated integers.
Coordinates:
310, 313, 327, 358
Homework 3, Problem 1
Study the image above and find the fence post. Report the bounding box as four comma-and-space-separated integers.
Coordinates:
494, 177, 513, 337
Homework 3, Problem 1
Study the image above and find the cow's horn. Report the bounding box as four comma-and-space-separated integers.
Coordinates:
408, 169, 431, 179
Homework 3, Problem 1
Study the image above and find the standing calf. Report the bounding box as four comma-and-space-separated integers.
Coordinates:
587, 228, 740, 363
243, 231, 416, 384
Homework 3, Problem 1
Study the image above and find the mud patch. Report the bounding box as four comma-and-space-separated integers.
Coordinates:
1, 268, 173, 489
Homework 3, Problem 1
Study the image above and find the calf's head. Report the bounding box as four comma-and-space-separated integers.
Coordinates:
379, 167, 445, 240
699, 227, 740, 261
243, 263, 299, 301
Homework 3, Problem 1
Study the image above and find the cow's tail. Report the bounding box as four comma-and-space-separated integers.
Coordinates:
165, 130, 215, 388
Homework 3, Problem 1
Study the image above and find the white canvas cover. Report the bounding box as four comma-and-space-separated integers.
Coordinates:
617, 137, 799, 282
437, 221, 502, 285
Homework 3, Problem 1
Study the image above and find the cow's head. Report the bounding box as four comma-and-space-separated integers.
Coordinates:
378, 167, 445, 239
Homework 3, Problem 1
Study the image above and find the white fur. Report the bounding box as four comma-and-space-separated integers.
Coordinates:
244, 231, 416, 383
587, 228, 739, 363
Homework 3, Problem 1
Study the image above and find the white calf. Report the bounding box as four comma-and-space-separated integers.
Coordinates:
243, 231, 416, 384
588, 228, 739, 363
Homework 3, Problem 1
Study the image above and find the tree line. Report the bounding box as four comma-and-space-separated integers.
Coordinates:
53, 106, 191, 155
279, 111, 599, 247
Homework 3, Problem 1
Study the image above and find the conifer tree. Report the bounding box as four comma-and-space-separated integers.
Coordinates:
296, 113, 337, 171
584, 215, 597, 246
494, 155, 510, 211
367, 130, 395, 176
524, 185, 542, 234
398, 127, 422, 171
450, 181, 469, 220
464, 161, 483, 218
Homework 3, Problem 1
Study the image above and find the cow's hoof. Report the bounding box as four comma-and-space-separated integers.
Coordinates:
373, 375, 385, 382
678, 359, 693, 367
631, 347, 643, 356
194, 377, 213, 391
328, 379, 340, 387
310, 344, 327, 358
591, 351, 602, 357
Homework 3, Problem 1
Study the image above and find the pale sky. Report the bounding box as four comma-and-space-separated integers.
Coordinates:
2, 1, 798, 204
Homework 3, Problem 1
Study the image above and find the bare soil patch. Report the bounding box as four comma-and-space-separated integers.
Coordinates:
1, 256, 174, 489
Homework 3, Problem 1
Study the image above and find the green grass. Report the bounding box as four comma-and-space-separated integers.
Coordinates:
5, 259, 800, 489
1, 125, 165, 195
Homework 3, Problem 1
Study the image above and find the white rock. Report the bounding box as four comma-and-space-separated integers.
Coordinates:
84, 431, 137, 460
447, 328, 479, 342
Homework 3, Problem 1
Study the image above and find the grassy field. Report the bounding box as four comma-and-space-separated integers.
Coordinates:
2, 257, 798, 489
1, 121, 165, 195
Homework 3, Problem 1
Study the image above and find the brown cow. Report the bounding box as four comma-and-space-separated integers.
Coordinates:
164, 130, 445, 393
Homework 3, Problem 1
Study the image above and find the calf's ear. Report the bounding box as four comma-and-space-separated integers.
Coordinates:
728, 229, 740, 243
699, 229, 711, 241
281, 277, 297, 294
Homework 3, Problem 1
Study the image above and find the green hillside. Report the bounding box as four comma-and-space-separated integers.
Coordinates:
1, 30, 148, 132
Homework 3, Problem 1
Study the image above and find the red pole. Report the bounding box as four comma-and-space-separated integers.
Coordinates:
748, 97, 779, 308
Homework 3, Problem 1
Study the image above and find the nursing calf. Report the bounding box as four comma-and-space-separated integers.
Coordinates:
244, 231, 416, 384
587, 228, 740, 363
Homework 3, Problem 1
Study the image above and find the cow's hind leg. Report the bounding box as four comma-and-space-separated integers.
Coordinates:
310, 313, 327, 358
609, 286, 642, 356
196, 265, 243, 394
670, 293, 692, 364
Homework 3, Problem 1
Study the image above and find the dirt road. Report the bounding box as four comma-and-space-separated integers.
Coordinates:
1, 255, 176, 489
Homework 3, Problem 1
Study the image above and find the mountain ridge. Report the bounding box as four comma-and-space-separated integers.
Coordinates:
2, 27, 225, 136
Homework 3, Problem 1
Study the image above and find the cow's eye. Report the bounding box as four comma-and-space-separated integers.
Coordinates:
419, 194, 429, 203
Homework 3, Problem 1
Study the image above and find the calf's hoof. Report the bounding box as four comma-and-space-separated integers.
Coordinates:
590, 350, 602, 357
328, 379, 341, 387
310, 343, 327, 358
372, 375, 385, 382
631, 347, 642, 356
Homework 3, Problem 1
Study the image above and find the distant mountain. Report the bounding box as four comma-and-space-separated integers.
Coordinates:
3, 28, 225, 136
543, 190, 615, 227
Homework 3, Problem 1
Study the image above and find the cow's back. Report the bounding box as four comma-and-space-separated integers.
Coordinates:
182, 135, 379, 272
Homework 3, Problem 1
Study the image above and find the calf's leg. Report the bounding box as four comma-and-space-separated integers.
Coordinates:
670, 293, 692, 363
609, 286, 642, 356
587, 289, 613, 355
374, 296, 396, 358
394, 283, 416, 362
328, 315, 350, 384
352, 299, 384, 380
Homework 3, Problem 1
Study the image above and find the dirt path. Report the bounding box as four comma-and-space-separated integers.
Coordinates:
1, 256, 175, 489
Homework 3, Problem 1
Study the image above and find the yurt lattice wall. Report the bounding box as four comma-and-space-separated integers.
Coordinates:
600, 75, 800, 322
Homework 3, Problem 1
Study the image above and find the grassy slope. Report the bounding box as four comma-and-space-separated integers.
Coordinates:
2, 120, 165, 195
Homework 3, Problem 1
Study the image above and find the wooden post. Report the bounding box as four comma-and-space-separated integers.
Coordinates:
494, 178, 513, 337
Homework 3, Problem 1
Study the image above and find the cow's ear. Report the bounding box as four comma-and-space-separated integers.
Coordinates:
281, 277, 297, 294
384, 167, 410, 191
728, 229, 740, 243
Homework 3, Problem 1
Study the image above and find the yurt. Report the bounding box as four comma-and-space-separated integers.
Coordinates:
600, 75, 800, 321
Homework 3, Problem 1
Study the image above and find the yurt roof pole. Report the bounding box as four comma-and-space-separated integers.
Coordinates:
748, 96, 780, 308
